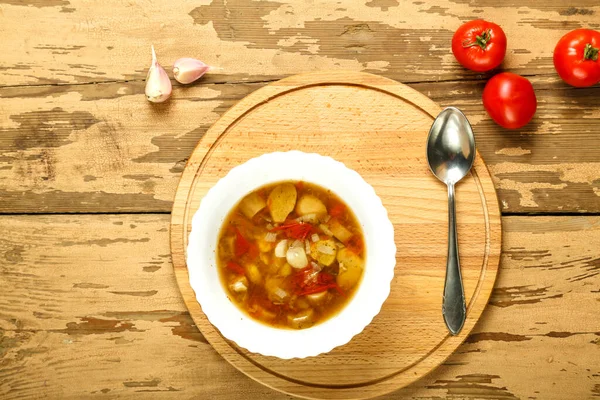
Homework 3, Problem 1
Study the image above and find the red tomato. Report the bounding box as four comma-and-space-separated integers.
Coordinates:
553, 29, 600, 87
226, 261, 246, 275
482, 72, 537, 129
234, 228, 250, 257
452, 20, 507, 72
328, 202, 345, 218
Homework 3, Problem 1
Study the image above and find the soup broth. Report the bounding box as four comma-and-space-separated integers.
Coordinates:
217, 181, 365, 329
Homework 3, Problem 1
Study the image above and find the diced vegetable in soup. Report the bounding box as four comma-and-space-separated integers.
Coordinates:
217, 181, 365, 329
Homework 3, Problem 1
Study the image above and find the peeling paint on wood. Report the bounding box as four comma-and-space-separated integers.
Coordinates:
465, 332, 532, 343
73, 282, 109, 289
58, 317, 140, 335
60, 238, 151, 247
123, 378, 161, 388
108, 290, 158, 297
1, 0, 600, 398
0, 77, 598, 213
490, 285, 563, 308
427, 374, 519, 400
0, 214, 598, 399
0, 0, 599, 87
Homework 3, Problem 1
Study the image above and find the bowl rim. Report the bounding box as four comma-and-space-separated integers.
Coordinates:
186, 151, 396, 358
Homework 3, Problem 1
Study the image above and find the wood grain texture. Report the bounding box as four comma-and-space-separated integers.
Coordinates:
1, 0, 599, 398
0, 0, 599, 87
0, 214, 598, 399
0, 0, 599, 214
1, 76, 599, 214
169, 71, 502, 399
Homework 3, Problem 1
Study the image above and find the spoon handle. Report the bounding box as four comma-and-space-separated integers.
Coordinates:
443, 183, 466, 335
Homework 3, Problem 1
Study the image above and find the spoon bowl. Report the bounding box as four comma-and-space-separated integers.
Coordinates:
426, 107, 476, 335
427, 107, 475, 185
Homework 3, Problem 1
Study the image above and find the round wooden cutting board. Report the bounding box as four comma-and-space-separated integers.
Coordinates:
170, 71, 501, 400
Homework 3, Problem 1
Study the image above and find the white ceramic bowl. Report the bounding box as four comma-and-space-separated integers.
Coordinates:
187, 151, 396, 359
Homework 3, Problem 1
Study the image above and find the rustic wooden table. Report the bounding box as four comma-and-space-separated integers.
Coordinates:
1, 1, 599, 399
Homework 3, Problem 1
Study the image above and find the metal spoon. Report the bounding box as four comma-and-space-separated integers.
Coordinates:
426, 107, 476, 335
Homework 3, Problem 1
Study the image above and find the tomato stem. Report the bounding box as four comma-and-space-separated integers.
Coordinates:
463, 29, 492, 50
583, 43, 599, 61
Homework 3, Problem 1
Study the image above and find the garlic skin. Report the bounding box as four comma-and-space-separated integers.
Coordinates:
145, 46, 172, 103
173, 57, 210, 84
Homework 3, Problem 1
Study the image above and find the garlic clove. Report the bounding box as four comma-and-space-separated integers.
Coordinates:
173, 57, 210, 84
145, 45, 172, 103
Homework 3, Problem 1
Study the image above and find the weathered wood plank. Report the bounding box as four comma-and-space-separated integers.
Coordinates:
0, 0, 599, 87
0, 214, 598, 399
1, 76, 598, 214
